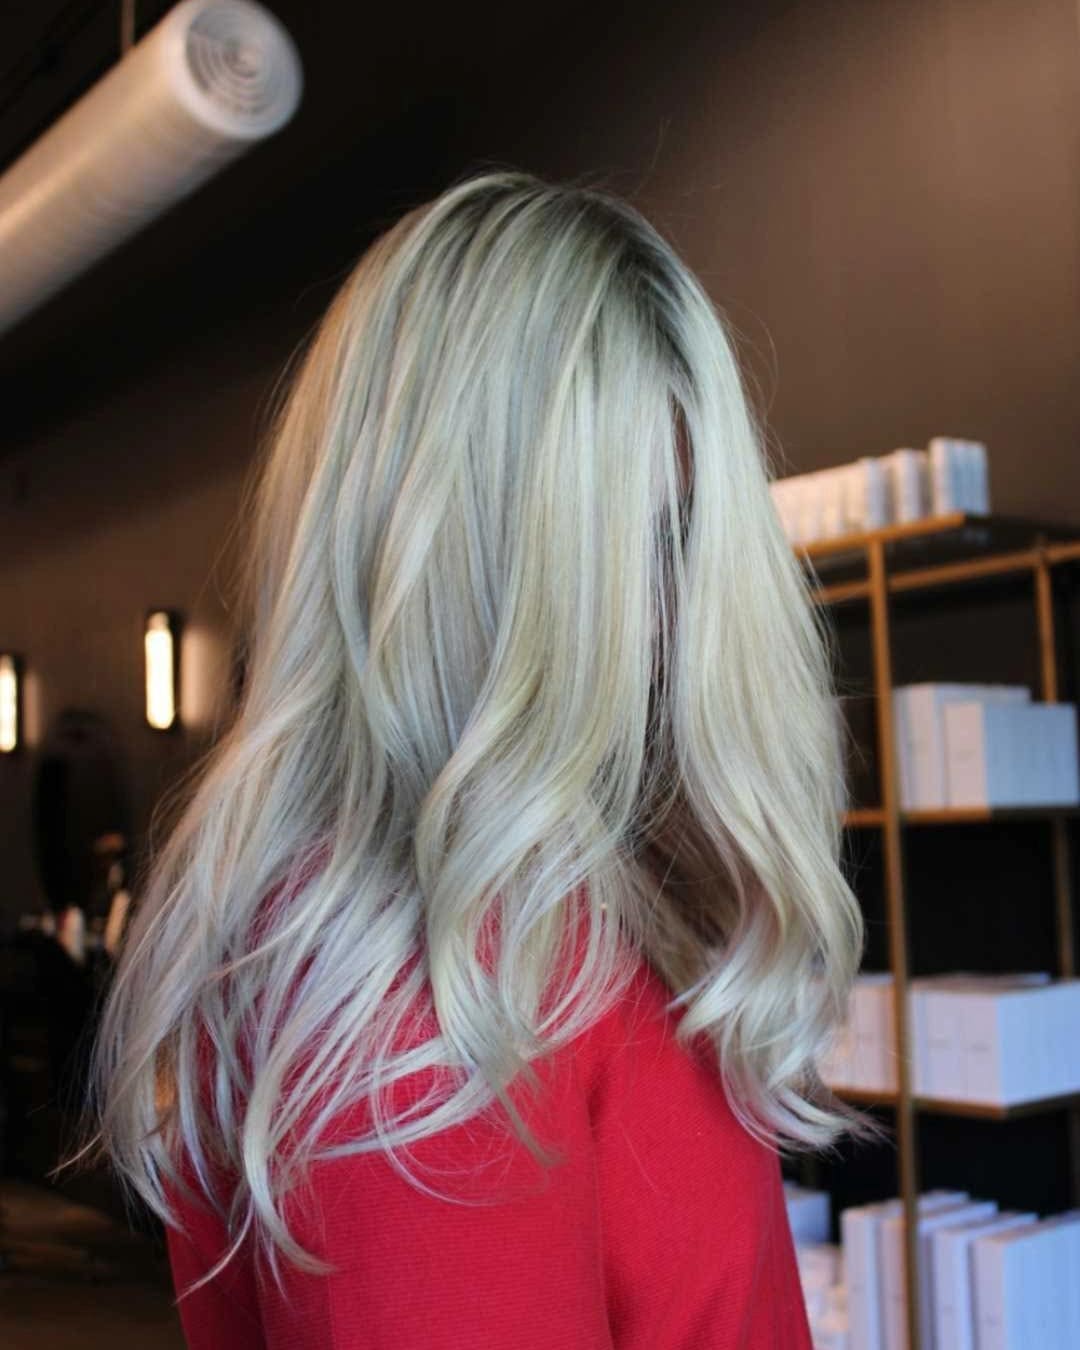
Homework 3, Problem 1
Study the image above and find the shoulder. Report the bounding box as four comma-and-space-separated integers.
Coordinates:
580, 949, 779, 1184
583, 953, 809, 1348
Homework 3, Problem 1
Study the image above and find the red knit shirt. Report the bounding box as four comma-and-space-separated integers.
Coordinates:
164, 947, 812, 1348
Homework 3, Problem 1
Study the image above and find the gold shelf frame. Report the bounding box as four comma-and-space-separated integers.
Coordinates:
797, 510, 1080, 1350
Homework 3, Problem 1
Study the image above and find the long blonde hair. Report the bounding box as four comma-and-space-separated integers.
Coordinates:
76, 168, 862, 1291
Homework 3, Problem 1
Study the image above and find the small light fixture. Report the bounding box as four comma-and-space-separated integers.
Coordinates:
0, 653, 22, 752
145, 609, 181, 731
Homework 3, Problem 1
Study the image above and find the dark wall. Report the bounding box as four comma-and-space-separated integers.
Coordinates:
461, 0, 1080, 515
0, 0, 1075, 888
1, 0, 1078, 1207
5, 0, 1077, 915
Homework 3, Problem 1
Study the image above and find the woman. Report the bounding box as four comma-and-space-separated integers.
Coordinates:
76, 169, 863, 1346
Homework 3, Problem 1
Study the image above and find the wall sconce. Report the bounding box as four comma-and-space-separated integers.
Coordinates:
0, 653, 22, 752
145, 609, 181, 731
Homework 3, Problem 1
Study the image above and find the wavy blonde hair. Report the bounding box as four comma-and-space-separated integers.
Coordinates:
73, 168, 862, 1291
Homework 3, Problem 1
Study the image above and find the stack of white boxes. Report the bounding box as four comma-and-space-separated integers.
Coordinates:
846, 1190, 976, 1350
934, 1211, 1036, 1350
784, 1183, 849, 1348
819, 973, 1080, 1108
820, 973, 898, 1095
971, 1211, 1080, 1349
892, 683, 1080, 810
769, 437, 990, 548
910, 975, 1080, 1106
837, 1191, 1080, 1350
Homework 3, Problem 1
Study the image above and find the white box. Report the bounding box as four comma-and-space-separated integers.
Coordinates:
953, 440, 990, 515
957, 982, 1023, 1102
821, 973, 897, 1094
1047, 706, 1080, 802
814, 1309, 851, 1350
838, 463, 860, 535
883, 449, 929, 523
821, 1019, 855, 1090
1034, 1211, 1080, 1346
773, 476, 802, 543
844, 1199, 900, 1350
959, 442, 978, 514
909, 974, 1053, 1101
798, 1242, 842, 1329
893, 684, 1031, 811
968, 441, 990, 514
928, 438, 965, 515
822, 468, 847, 539
912, 980, 966, 1099
1041, 982, 1080, 1101
797, 1240, 842, 1286
912, 975, 985, 1098
931, 1212, 1034, 1350
857, 456, 890, 530
842, 1193, 967, 1350
971, 1223, 1028, 1350
851, 974, 897, 1093
785, 1182, 832, 1245
769, 479, 792, 540
880, 1200, 995, 1350
942, 702, 1010, 807
799, 472, 824, 544
1047, 985, 1080, 1102
944, 701, 1079, 809
973, 1221, 1062, 1350
820, 991, 856, 1090
960, 982, 1080, 1106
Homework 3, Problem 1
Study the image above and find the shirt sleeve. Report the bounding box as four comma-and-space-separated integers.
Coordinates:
165, 1174, 266, 1349
166, 1027, 614, 1350
588, 955, 814, 1350
164, 946, 813, 1350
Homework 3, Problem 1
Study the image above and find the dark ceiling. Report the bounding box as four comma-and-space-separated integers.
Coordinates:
0, 0, 593, 445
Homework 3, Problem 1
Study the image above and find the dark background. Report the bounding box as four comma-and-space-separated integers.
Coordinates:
1, 0, 1078, 1225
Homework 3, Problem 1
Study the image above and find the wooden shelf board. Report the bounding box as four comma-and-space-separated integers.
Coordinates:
843, 808, 886, 827
905, 805, 1080, 824
813, 579, 872, 606
799, 514, 1080, 612
831, 1086, 1080, 1120
797, 512, 970, 561
795, 511, 1080, 564
831, 1086, 894, 1108
842, 806, 1080, 827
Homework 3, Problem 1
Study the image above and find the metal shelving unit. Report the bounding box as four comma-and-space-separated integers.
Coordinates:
796, 510, 1080, 1350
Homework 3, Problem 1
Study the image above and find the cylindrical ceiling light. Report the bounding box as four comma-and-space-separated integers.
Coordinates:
0, 653, 23, 752
145, 610, 181, 731
0, 0, 303, 337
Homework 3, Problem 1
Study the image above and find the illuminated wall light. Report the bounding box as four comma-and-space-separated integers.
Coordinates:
0, 653, 22, 752
145, 609, 181, 731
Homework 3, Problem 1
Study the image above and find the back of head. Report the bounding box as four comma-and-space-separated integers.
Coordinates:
85, 168, 862, 1278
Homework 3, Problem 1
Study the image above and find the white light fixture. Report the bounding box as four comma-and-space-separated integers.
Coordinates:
0, 0, 303, 337
145, 610, 180, 731
0, 653, 22, 752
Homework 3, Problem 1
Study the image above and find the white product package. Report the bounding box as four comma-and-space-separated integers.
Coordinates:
930, 1211, 1034, 1350
892, 683, 1031, 811
841, 1193, 968, 1350
972, 1219, 1066, 1349
880, 1200, 997, 1350
909, 973, 1054, 1102
943, 700, 1079, 808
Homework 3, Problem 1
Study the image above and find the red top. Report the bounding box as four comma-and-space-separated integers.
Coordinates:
164, 947, 812, 1349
